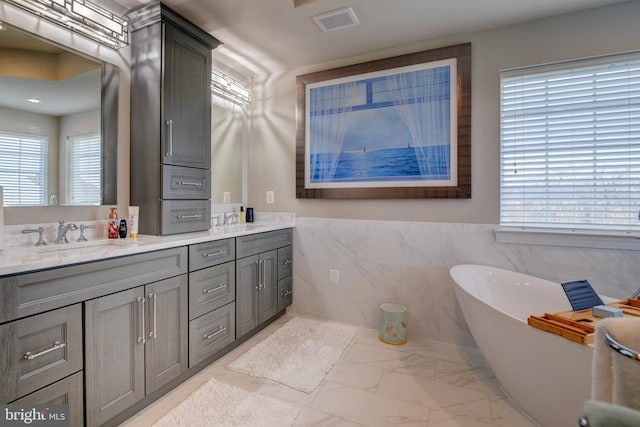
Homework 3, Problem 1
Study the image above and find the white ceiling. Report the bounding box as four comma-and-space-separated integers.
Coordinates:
103, 0, 629, 76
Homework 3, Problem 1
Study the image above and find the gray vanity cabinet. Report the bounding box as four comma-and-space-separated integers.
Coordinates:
161, 25, 212, 169
277, 245, 293, 311
85, 275, 188, 427
236, 230, 292, 339
188, 239, 236, 367
128, 2, 221, 235
236, 250, 278, 338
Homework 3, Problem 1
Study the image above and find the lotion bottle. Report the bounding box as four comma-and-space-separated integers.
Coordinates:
240, 206, 246, 223
108, 207, 119, 239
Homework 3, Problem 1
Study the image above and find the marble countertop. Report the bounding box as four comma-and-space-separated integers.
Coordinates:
0, 218, 294, 276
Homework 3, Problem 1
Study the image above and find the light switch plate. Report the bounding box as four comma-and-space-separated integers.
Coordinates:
266, 190, 275, 204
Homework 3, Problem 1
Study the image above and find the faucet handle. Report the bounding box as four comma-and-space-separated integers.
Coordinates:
77, 224, 96, 242
22, 226, 47, 246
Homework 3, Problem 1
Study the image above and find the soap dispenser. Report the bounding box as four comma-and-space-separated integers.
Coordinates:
108, 207, 119, 239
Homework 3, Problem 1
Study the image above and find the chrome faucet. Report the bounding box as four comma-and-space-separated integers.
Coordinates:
55, 220, 78, 244
223, 212, 237, 226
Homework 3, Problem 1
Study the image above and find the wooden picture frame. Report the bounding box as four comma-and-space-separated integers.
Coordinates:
296, 42, 471, 199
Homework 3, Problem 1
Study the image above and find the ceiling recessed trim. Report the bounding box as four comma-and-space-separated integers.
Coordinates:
313, 7, 359, 32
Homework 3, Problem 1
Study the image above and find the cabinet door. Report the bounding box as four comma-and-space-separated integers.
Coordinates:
85, 287, 145, 427
236, 255, 258, 338
258, 249, 278, 324
162, 24, 211, 169
145, 276, 188, 394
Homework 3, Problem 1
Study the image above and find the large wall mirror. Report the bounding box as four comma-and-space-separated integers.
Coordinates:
0, 23, 118, 207
211, 98, 245, 205
211, 63, 249, 207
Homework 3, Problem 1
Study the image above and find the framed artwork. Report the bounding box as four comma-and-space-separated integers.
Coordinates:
296, 42, 471, 199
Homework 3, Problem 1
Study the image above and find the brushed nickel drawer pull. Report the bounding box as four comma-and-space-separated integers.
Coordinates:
280, 290, 292, 297
177, 214, 203, 219
203, 249, 227, 258
203, 325, 226, 340
177, 181, 203, 187
281, 259, 292, 266
203, 283, 226, 294
23, 341, 66, 361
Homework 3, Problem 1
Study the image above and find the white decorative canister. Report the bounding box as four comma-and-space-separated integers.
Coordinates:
379, 303, 408, 345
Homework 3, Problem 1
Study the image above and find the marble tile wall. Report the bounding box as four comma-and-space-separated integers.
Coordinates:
289, 218, 640, 348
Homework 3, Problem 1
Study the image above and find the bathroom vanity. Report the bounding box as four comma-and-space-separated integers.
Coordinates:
0, 224, 293, 427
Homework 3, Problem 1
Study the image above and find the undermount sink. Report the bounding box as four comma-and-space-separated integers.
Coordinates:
35, 239, 137, 253
215, 224, 263, 233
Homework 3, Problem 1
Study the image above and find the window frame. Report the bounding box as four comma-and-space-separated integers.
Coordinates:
497, 51, 640, 250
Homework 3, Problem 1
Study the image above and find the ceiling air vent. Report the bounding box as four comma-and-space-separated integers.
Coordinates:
313, 7, 359, 32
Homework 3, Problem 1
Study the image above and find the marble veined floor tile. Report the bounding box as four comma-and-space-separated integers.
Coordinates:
122, 319, 536, 427
376, 372, 492, 423
294, 407, 365, 427
310, 381, 430, 427
429, 409, 494, 427
489, 398, 537, 427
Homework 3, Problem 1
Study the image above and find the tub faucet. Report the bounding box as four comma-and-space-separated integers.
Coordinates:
55, 220, 78, 244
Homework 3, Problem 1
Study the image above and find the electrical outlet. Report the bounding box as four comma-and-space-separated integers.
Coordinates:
266, 190, 275, 204
329, 269, 339, 284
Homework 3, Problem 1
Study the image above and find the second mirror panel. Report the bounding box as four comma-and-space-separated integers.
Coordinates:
211, 99, 245, 205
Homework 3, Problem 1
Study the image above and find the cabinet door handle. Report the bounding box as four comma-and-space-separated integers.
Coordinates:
137, 296, 146, 344
203, 283, 226, 294
23, 341, 66, 361
255, 260, 259, 290
203, 249, 227, 258
177, 214, 202, 219
259, 259, 265, 290
148, 293, 157, 339
203, 325, 226, 340
177, 181, 203, 187
280, 289, 292, 297
281, 259, 292, 266
165, 119, 173, 157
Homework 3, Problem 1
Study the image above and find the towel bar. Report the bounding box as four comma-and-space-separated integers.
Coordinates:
604, 332, 640, 361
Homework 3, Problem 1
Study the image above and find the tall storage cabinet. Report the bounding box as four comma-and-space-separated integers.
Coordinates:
128, 2, 221, 235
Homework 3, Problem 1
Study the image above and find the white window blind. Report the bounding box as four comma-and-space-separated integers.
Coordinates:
65, 133, 102, 205
500, 55, 640, 232
0, 132, 48, 206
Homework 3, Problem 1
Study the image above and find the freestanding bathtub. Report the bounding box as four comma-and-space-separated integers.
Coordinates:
450, 264, 610, 427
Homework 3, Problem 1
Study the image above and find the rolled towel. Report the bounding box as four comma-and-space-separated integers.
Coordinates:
591, 317, 640, 410
581, 400, 640, 427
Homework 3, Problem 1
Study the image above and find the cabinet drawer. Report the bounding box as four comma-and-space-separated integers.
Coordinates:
277, 246, 292, 280
236, 229, 292, 259
161, 200, 211, 235
0, 247, 187, 323
189, 303, 235, 368
12, 372, 84, 427
278, 276, 292, 312
1, 304, 82, 403
189, 261, 235, 320
189, 239, 235, 271
162, 165, 211, 200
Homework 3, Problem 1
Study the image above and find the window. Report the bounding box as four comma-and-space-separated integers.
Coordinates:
65, 133, 102, 205
500, 54, 640, 233
0, 132, 48, 206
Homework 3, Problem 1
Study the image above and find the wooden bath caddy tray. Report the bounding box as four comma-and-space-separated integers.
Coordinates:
528, 298, 640, 345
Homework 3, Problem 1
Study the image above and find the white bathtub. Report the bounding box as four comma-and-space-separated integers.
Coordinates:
450, 264, 610, 427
